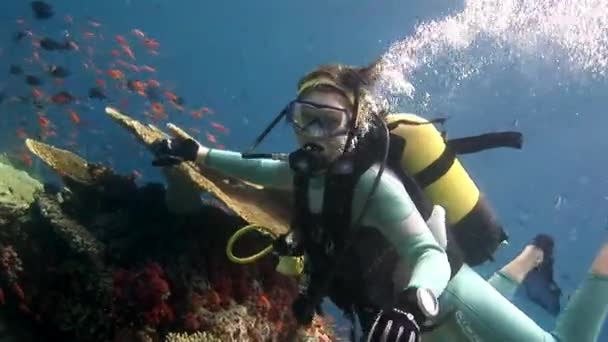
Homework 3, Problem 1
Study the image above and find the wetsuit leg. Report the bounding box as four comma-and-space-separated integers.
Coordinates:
551, 274, 608, 341
426, 265, 553, 342
487, 271, 519, 300
426, 266, 608, 342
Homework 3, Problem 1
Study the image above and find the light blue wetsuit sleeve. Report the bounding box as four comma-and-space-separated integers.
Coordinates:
354, 167, 451, 297
199, 149, 293, 190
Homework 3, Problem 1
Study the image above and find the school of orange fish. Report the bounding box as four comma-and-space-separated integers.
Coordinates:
2, 2, 229, 173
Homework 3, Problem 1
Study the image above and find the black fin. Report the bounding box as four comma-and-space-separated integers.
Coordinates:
518, 234, 562, 315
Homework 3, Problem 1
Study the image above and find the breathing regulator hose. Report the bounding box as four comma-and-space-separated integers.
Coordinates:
226, 224, 304, 276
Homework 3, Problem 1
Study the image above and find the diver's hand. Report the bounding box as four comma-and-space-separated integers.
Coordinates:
426, 205, 447, 249
273, 232, 303, 256
151, 137, 201, 166
366, 307, 420, 342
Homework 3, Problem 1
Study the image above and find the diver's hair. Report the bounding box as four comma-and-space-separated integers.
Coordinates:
297, 59, 388, 139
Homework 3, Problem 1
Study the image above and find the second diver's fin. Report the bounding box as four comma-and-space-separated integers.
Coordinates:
447, 131, 523, 155
519, 234, 562, 316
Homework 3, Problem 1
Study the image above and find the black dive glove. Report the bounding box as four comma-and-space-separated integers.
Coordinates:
366, 287, 438, 342
272, 232, 303, 256
151, 137, 200, 166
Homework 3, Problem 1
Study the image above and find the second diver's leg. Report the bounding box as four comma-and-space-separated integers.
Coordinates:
551, 243, 608, 342
488, 236, 546, 300
426, 264, 555, 342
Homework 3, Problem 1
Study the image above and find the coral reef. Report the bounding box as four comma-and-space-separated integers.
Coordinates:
0, 138, 335, 341
0, 159, 42, 226
34, 192, 104, 262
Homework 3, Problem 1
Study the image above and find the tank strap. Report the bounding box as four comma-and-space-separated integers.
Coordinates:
446, 131, 523, 154
412, 131, 523, 188
414, 144, 457, 188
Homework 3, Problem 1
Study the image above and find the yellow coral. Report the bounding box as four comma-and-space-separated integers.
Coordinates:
164, 331, 222, 342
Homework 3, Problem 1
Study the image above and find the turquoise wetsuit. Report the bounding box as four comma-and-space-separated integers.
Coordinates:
198, 149, 608, 341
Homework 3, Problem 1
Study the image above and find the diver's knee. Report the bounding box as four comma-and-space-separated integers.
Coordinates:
590, 243, 608, 276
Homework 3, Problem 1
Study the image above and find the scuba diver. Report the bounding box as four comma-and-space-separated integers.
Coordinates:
151, 62, 608, 341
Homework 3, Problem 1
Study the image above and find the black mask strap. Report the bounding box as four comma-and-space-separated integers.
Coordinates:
241, 108, 288, 159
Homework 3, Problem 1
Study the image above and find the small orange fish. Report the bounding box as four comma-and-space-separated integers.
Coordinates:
31, 88, 44, 99
16, 127, 27, 139
144, 38, 160, 50
21, 153, 32, 167
82, 32, 95, 39
128, 80, 146, 96
131, 29, 145, 39
190, 110, 203, 119
164, 91, 178, 102
96, 79, 106, 88
64, 15, 73, 23
146, 79, 160, 87
150, 102, 164, 115
170, 103, 184, 112
50, 91, 75, 104
111, 49, 120, 57
38, 116, 50, 128
88, 20, 102, 28
68, 110, 80, 124
115, 35, 128, 46
106, 69, 125, 80
116, 60, 139, 72
206, 132, 217, 144
210, 122, 228, 134
122, 45, 135, 60
140, 65, 156, 73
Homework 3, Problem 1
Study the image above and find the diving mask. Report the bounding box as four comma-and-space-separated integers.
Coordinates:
285, 100, 351, 138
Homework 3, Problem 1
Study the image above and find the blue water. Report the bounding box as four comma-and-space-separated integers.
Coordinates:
1, 0, 608, 340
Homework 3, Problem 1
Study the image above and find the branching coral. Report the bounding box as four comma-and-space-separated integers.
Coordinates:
112, 262, 174, 330
34, 193, 104, 262
165, 331, 223, 342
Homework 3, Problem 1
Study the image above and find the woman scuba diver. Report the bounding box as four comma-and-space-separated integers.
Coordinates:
151, 62, 608, 341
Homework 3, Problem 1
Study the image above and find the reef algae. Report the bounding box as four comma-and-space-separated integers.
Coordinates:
0, 140, 334, 341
